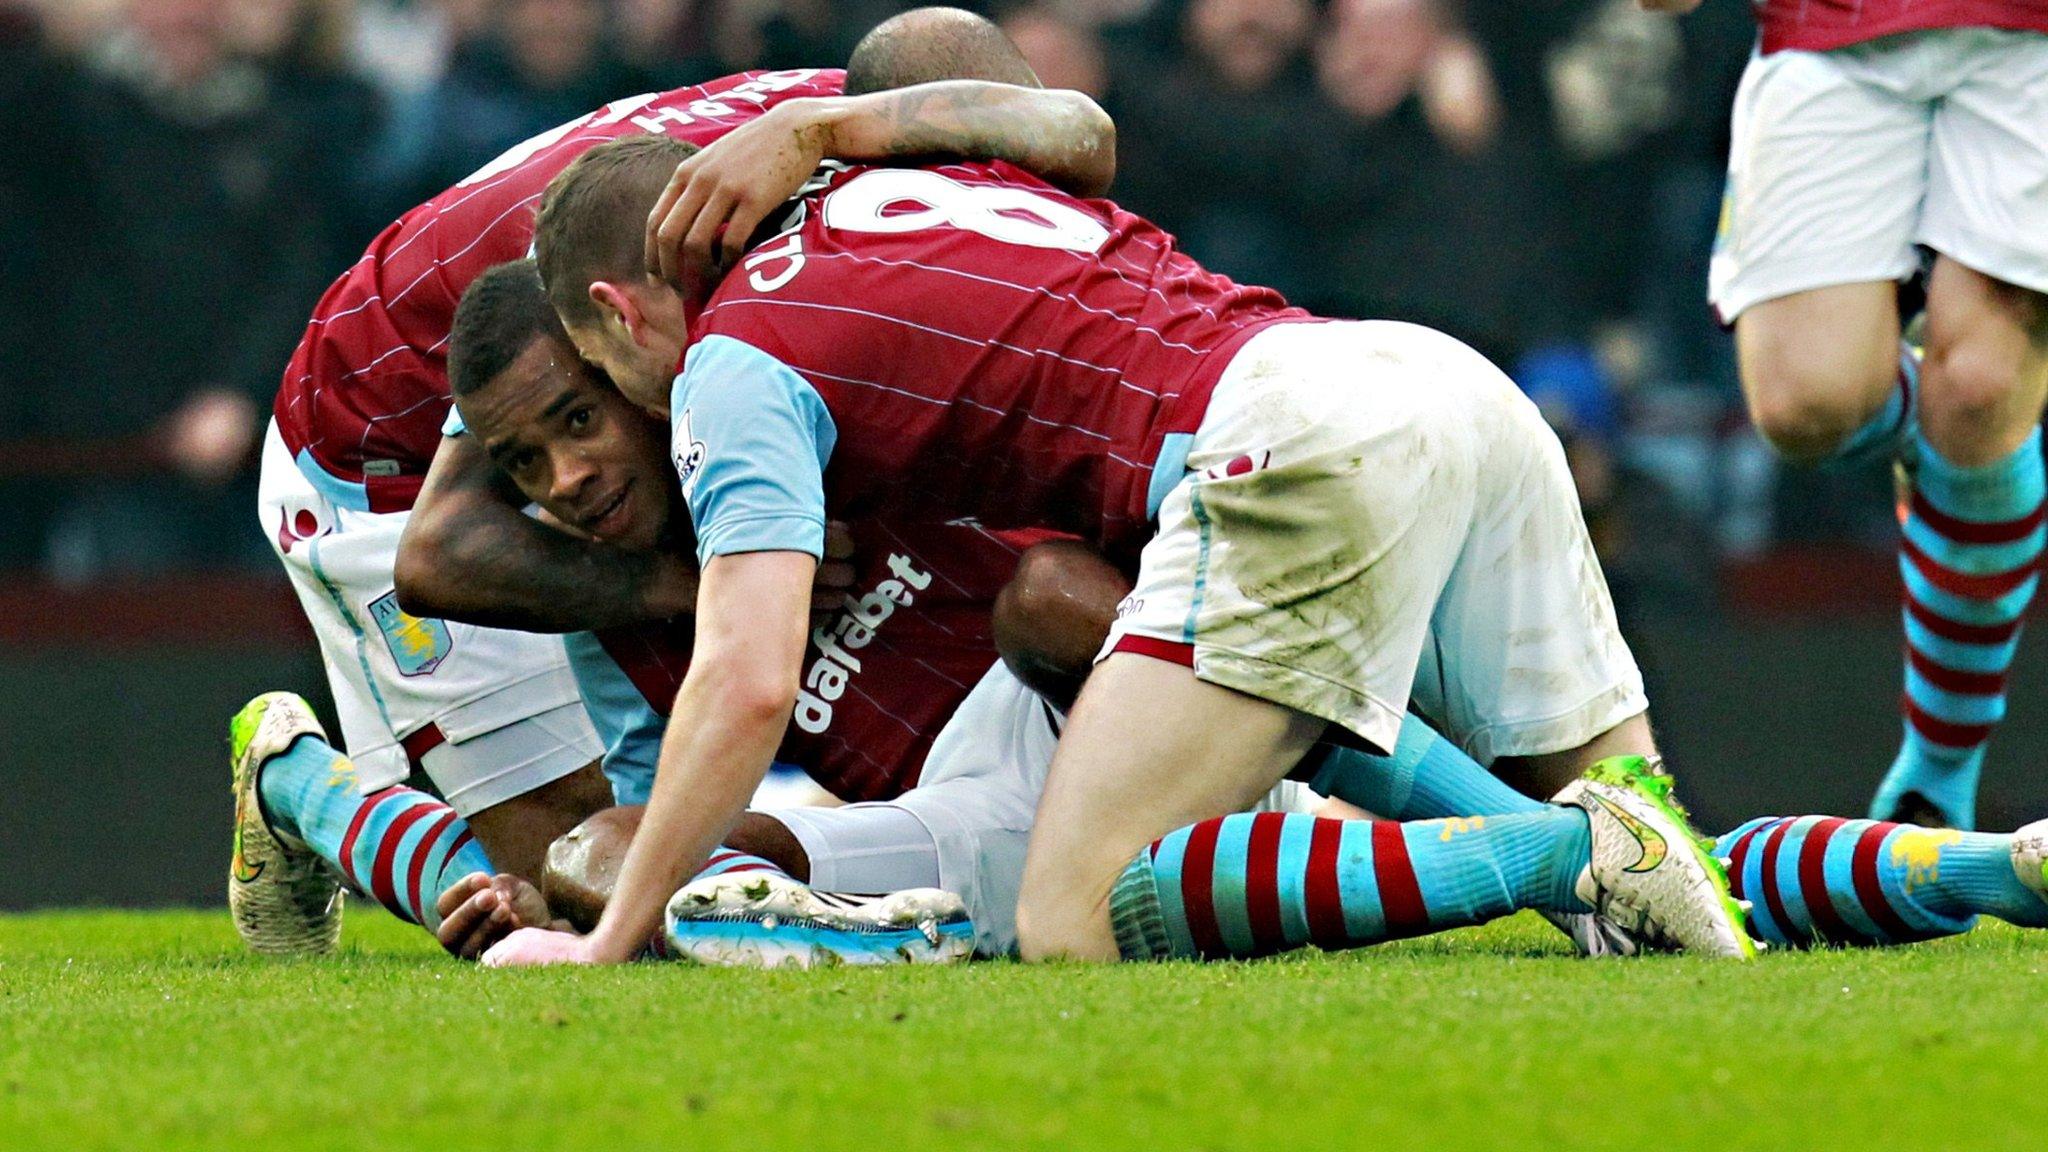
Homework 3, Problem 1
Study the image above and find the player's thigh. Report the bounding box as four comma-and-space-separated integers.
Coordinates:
1734, 283, 1904, 460
1104, 320, 1481, 757
1920, 30, 2048, 311
1426, 374, 1649, 771
1017, 653, 1323, 960
1710, 45, 1930, 328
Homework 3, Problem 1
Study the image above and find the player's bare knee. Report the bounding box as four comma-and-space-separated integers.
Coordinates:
1014, 894, 1084, 962
1920, 335, 2039, 463
1744, 371, 1888, 463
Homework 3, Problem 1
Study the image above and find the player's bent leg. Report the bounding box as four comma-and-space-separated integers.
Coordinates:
458, 761, 615, 884
540, 807, 807, 931
1874, 260, 2048, 828
1916, 259, 2048, 467
1734, 284, 1905, 463
1113, 755, 1752, 960
1493, 712, 1660, 802
1016, 654, 1325, 962
1717, 814, 2048, 948
232, 692, 493, 948
1303, 714, 1547, 821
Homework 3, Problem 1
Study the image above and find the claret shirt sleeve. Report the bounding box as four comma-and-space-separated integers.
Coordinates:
669, 334, 838, 566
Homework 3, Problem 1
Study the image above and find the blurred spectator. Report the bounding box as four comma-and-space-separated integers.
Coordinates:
1098, 0, 1334, 302
1000, 5, 1107, 97
232, 0, 387, 247
10, 0, 340, 578
372, 0, 650, 211
0, 0, 1857, 585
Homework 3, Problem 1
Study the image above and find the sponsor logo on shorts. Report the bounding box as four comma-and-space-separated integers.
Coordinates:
368, 592, 453, 677
793, 554, 932, 734
1198, 451, 1271, 482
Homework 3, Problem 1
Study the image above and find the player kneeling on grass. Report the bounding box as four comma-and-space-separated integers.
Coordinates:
430, 261, 1336, 964
228, 4, 1130, 960
503, 133, 2048, 966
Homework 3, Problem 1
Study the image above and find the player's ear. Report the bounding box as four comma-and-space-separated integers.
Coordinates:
589, 281, 642, 344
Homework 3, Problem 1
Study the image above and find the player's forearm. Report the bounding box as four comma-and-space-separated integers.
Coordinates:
812, 82, 1117, 198
582, 552, 815, 962
395, 497, 697, 631
583, 664, 792, 962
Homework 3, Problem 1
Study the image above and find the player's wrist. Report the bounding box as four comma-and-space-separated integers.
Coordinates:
801, 97, 858, 159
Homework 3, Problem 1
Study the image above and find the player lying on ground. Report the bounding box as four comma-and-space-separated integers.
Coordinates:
481, 128, 1755, 966
232, 6, 1124, 955
1641, 0, 2048, 829
427, 259, 2048, 962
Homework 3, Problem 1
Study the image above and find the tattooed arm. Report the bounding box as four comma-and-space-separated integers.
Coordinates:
395, 429, 699, 632
645, 81, 1116, 294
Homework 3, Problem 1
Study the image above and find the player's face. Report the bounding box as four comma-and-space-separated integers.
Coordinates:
462, 336, 674, 551
568, 281, 691, 415
565, 320, 669, 415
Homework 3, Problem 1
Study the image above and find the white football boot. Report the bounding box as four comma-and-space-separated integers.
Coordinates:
1540, 909, 1646, 958
663, 872, 973, 968
2011, 818, 2048, 906
1554, 756, 1757, 959
229, 692, 344, 956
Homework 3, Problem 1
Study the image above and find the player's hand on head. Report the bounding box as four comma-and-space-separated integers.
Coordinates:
480, 925, 598, 968
645, 100, 833, 303
436, 873, 559, 961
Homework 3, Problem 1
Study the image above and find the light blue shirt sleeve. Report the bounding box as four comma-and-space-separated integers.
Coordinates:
442, 406, 466, 437
670, 334, 837, 567
560, 631, 664, 806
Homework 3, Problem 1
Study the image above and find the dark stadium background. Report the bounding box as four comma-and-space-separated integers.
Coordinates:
5, 0, 2044, 908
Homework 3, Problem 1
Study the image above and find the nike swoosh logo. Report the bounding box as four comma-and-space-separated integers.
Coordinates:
1591, 792, 1669, 874
231, 796, 266, 885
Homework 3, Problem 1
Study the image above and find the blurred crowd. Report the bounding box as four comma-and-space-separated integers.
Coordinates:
3, 0, 1863, 593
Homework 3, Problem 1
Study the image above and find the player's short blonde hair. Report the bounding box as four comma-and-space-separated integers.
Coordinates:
533, 135, 699, 329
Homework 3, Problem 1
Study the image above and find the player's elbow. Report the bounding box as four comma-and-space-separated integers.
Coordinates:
720, 663, 801, 730
1065, 93, 1117, 198
393, 508, 469, 618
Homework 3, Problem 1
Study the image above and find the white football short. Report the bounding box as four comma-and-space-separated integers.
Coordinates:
774, 661, 1321, 955
1710, 28, 2048, 322
257, 422, 601, 817
1104, 320, 1648, 765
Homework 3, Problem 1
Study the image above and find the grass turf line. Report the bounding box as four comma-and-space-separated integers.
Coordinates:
1, 909, 2043, 1151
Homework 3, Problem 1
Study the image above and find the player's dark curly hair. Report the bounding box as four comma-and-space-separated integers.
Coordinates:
448, 259, 562, 398
533, 135, 699, 330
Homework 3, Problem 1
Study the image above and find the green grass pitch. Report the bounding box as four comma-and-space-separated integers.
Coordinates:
3, 908, 2044, 1151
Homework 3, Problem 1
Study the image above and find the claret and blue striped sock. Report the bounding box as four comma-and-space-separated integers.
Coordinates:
1873, 428, 2044, 829
1714, 816, 2047, 948
258, 735, 490, 930
1301, 715, 1546, 822
260, 735, 790, 932
1110, 809, 1591, 960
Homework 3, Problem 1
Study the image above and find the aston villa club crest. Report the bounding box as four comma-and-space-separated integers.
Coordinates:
368, 592, 453, 677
